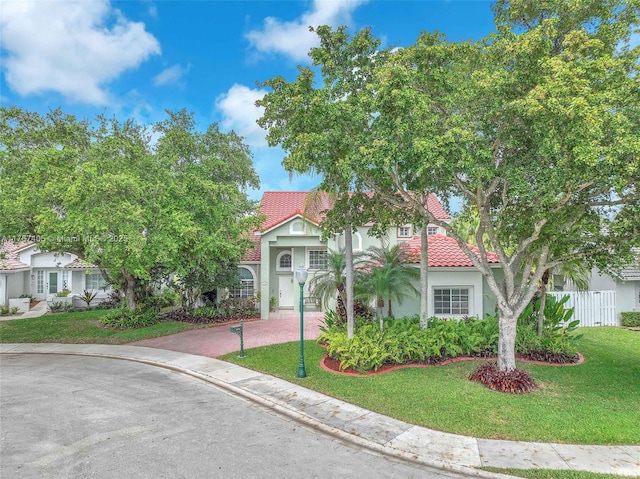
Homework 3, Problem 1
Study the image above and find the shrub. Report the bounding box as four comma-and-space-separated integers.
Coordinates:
621, 312, 640, 327
0, 304, 10, 316
320, 306, 582, 374
49, 301, 65, 313
98, 289, 122, 309
469, 362, 536, 393
100, 308, 159, 329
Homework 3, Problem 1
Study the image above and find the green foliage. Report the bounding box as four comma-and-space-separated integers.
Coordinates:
78, 290, 98, 307
55, 289, 71, 298
621, 312, 640, 327
48, 301, 66, 313
100, 308, 160, 330
18, 294, 35, 303
320, 308, 582, 373
0, 304, 10, 316
0, 107, 261, 311
269, 296, 277, 312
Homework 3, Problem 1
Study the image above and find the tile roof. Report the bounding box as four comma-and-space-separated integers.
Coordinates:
0, 240, 31, 271
243, 192, 487, 266
259, 192, 331, 231
405, 235, 500, 267
258, 191, 450, 232
64, 259, 98, 269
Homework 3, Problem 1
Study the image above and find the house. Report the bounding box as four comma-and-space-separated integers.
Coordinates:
237, 192, 502, 320
0, 240, 110, 310
548, 250, 639, 326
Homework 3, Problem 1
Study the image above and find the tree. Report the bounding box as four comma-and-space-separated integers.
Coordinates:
257, 26, 389, 338
363, 242, 419, 318
351, 0, 640, 373
0, 107, 260, 309
307, 249, 364, 314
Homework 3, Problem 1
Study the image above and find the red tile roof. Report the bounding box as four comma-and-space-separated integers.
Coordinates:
64, 259, 98, 269
405, 235, 500, 267
242, 192, 486, 266
0, 240, 31, 271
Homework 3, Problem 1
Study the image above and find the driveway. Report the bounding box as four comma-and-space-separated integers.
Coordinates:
130, 310, 325, 358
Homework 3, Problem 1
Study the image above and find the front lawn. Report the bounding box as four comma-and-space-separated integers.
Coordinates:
220, 327, 640, 445
0, 310, 194, 344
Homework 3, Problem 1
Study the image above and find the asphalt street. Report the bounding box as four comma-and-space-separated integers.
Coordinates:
0, 354, 473, 479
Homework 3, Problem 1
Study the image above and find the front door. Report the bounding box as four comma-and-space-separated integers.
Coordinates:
278, 275, 294, 308
48, 271, 58, 295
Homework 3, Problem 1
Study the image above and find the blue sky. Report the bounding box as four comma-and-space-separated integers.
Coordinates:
0, 0, 498, 201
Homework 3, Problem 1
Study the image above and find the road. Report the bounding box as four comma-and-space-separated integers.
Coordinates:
1, 354, 473, 478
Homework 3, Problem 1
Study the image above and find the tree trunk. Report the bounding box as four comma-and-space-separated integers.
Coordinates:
377, 297, 384, 331
387, 291, 393, 318
497, 306, 517, 371
121, 270, 137, 310
419, 223, 429, 329
537, 270, 550, 336
345, 222, 355, 339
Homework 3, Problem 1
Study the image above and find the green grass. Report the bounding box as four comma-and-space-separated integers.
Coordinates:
220, 327, 640, 445
0, 309, 193, 344
482, 468, 638, 479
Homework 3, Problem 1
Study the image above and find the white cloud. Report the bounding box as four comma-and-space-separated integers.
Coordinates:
245, 0, 368, 62
0, 0, 161, 105
215, 83, 269, 148
153, 64, 190, 87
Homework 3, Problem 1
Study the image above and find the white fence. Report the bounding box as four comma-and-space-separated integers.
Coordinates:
548, 291, 618, 327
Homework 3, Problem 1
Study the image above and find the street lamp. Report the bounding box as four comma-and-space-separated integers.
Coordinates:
295, 264, 308, 378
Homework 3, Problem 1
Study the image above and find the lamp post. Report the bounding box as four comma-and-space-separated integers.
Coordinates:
295, 264, 308, 378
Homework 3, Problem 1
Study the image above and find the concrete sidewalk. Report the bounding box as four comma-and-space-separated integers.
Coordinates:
2, 342, 638, 477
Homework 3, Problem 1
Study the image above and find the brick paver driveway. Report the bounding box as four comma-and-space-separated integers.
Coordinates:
130, 310, 325, 358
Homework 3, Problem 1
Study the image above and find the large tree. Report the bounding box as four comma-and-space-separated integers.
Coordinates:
356, 0, 640, 372
257, 26, 389, 338
0, 107, 260, 309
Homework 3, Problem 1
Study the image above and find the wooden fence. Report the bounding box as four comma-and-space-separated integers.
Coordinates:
548, 291, 618, 327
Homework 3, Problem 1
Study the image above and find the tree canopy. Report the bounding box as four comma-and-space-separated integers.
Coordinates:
257, 0, 640, 373
0, 107, 260, 308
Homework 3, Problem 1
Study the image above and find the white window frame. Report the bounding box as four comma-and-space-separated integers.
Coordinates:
86, 272, 106, 291
427, 226, 439, 235
230, 267, 255, 298
36, 270, 44, 295
276, 251, 293, 272
433, 287, 471, 316
307, 249, 328, 270
397, 226, 412, 238
337, 231, 363, 252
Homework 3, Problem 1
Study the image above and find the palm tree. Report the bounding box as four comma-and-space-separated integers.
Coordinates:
308, 249, 364, 315
357, 242, 420, 330
357, 262, 419, 331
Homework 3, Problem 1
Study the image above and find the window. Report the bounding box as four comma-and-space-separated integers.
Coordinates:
230, 267, 254, 298
337, 231, 363, 252
277, 251, 292, 271
397, 226, 412, 237
434, 288, 469, 315
308, 250, 328, 270
427, 227, 439, 235
86, 273, 106, 290
36, 270, 44, 294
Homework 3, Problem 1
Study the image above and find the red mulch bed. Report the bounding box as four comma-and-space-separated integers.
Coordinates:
320, 352, 584, 377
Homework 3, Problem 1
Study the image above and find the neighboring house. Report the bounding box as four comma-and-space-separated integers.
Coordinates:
546, 251, 639, 326
0, 240, 110, 309
586, 259, 640, 317
237, 192, 502, 320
